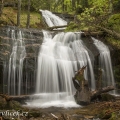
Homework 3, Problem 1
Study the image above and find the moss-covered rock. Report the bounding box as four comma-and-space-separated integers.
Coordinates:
0, 96, 7, 109
109, 111, 120, 120
28, 111, 42, 118
101, 93, 115, 101
7, 100, 22, 110
0, 95, 23, 110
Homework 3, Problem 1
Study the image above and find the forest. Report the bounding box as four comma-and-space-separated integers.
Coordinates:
0, 0, 120, 120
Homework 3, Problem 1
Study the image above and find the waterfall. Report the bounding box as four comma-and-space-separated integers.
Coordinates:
1, 10, 116, 108
92, 37, 115, 92
25, 10, 116, 108
26, 30, 95, 107
4, 29, 26, 95
26, 10, 95, 108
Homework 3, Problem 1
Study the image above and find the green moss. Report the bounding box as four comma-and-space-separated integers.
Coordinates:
20, 11, 41, 28
106, 37, 120, 49
0, 96, 7, 109
28, 111, 42, 118
109, 112, 120, 120
7, 100, 22, 110
101, 93, 115, 101
0, 7, 44, 29
98, 109, 112, 119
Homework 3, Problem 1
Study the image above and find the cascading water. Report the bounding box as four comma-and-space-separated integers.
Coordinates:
1, 10, 116, 108
36, 31, 95, 93
40, 10, 67, 27
27, 31, 95, 107
3, 28, 26, 95
26, 10, 116, 108
92, 37, 115, 92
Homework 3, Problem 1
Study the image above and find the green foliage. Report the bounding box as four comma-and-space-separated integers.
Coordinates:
107, 14, 120, 32
1, 0, 120, 32
21, 0, 53, 11
110, 112, 120, 120
78, 0, 109, 24
65, 21, 78, 32
0, 7, 43, 28
113, 0, 120, 12
66, 0, 112, 31
106, 37, 120, 49
75, 5, 83, 14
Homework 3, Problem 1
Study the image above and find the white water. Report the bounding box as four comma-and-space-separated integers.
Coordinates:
26, 93, 79, 108
7, 29, 26, 95
25, 10, 96, 108
26, 30, 96, 108
40, 10, 67, 27
92, 37, 115, 91
2, 10, 115, 108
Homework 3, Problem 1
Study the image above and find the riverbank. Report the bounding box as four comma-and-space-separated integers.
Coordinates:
0, 95, 120, 120
23, 100, 120, 120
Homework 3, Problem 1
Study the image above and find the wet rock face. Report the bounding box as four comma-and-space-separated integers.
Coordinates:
0, 26, 43, 60
0, 26, 43, 94
0, 26, 117, 95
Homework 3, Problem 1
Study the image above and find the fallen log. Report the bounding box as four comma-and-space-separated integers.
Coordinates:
81, 31, 104, 37
91, 86, 115, 100
47, 25, 68, 30
47, 25, 104, 37
0, 94, 31, 103
97, 26, 120, 39
0, 94, 11, 101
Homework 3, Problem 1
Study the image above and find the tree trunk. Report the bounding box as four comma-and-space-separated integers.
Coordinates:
76, 0, 80, 7
71, 0, 76, 10
47, 25, 68, 30
17, 0, 21, 27
91, 86, 114, 100
0, 0, 4, 17
81, 0, 88, 9
73, 66, 115, 105
109, 0, 113, 13
98, 26, 120, 39
26, 0, 31, 29
73, 66, 91, 105
62, 0, 65, 12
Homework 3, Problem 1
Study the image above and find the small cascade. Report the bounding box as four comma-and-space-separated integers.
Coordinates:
3, 28, 26, 95
92, 37, 115, 91
40, 10, 67, 27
